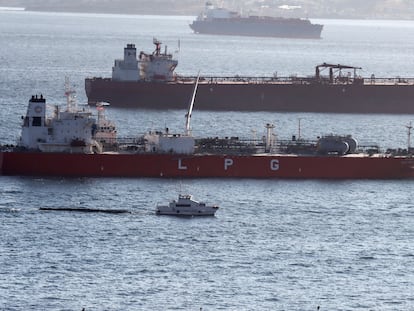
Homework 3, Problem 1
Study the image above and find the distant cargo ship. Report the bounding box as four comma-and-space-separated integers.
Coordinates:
189, 2, 323, 39
85, 40, 414, 114
2, 83, 414, 179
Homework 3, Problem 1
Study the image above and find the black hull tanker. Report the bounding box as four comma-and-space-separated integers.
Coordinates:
85, 40, 414, 114
189, 2, 323, 39
189, 16, 322, 39
86, 77, 414, 113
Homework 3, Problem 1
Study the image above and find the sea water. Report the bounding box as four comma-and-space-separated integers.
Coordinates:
0, 11, 414, 310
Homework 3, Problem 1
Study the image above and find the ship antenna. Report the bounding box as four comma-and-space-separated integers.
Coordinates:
175, 39, 181, 54
185, 72, 200, 136
64, 76, 77, 112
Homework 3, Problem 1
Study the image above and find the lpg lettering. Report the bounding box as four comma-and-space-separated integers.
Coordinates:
224, 158, 234, 170
270, 159, 279, 171
178, 158, 187, 170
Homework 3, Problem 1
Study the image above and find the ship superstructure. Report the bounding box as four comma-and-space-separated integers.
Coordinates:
112, 39, 177, 82
21, 93, 98, 153
19, 82, 115, 154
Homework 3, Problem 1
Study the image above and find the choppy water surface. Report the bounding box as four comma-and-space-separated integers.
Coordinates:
1, 11, 414, 310
2, 178, 414, 310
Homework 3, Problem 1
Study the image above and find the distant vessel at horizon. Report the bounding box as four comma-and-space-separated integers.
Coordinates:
0, 6, 25, 11
189, 2, 323, 39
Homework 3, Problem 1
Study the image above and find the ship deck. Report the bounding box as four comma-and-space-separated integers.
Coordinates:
101, 151, 402, 158
175, 76, 414, 86
88, 76, 414, 86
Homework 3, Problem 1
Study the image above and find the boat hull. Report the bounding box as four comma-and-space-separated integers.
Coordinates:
2, 151, 414, 179
155, 208, 217, 216
85, 78, 414, 114
189, 20, 323, 39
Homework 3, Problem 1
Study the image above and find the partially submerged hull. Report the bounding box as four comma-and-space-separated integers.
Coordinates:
2, 151, 414, 179
189, 3, 323, 39
156, 209, 217, 216
190, 19, 323, 39
85, 78, 414, 114
156, 206, 218, 216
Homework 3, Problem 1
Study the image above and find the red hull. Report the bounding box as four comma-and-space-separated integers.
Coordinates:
85, 78, 414, 114
2, 152, 414, 179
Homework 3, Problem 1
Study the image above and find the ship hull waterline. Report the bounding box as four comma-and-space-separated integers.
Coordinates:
85, 79, 414, 114
2, 152, 414, 179
189, 20, 323, 39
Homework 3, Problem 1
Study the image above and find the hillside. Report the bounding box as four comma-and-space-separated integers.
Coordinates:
1, 0, 414, 19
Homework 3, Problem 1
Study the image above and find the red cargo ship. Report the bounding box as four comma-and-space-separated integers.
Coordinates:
2, 83, 414, 179
85, 39, 414, 114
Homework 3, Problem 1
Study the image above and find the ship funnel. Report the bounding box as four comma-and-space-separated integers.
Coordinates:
185, 72, 200, 136
20, 95, 47, 149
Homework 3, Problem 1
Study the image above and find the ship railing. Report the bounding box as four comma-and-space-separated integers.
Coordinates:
178, 75, 315, 85
179, 75, 347, 85
195, 137, 264, 154
87, 74, 414, 85
116, 137, 146, 144
0, 144, 17, 152
363, 77, 414, 85
384, 147, 414, 156
357, 144, 381, 155
276, 139, 318, 154
176, 75, 414, 86
195, 137, 323, 154
355, 144, 413, 156
97, 136, 147, 152
99, 136, 411, 156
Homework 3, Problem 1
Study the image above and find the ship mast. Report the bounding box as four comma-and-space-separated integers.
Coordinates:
265, 123, 275, 153
407, 121, 412, 151
64, 77, 77, 112
185, 73, 200, 136
96, 102, 109, 124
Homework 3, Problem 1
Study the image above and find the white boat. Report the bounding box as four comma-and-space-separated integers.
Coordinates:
156, 194, 219, 216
